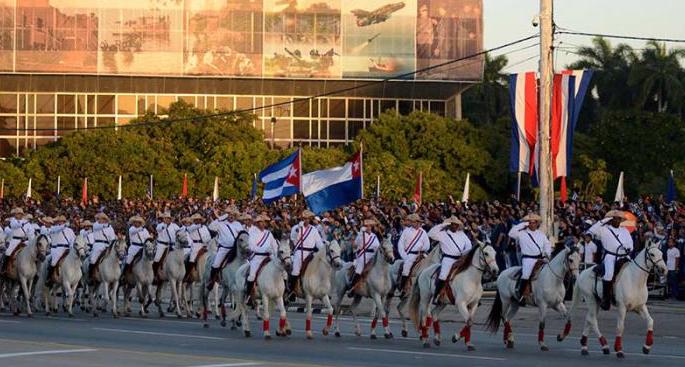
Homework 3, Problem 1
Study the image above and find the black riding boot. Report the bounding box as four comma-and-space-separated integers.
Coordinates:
517, 279, 529, 306
600, 280, 612, 311
245, 280, 255, 304
432, 279, 445, 305
206, 268, 219, 290
347, 273, 360, 298
288, 274, 298, 292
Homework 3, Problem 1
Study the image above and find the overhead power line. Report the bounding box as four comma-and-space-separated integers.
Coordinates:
557, 31, 685, 44
2, 34, 539, 133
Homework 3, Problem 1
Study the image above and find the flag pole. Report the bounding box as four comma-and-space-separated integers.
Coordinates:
359, 142, 364, 200
376, 174, 380, 200
27, 178, 32, 198
539, 0, 555, 238
57, 175, 61, 197
117, 175, 122, 200
516, 171, 522, 201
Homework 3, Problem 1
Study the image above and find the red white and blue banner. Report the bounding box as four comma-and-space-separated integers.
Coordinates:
509, 72, 539, 174
259, 149, 302, 204
302, 151, 363, 214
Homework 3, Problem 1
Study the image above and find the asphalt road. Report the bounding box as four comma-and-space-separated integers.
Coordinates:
1, 297, 684, 367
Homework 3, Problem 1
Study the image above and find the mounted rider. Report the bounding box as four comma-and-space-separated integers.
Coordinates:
90, 213, 116, 270
347, 218, 381, 297
187, 213, 211, 265
123, 215, 151, 274
206, 206, 244, 290
508, 213, 552, 305
428, 215, 472, 304
46, 215, 76, 279
154, 212, 180, 263
245, 214, 279, 303
80, 220, 94, 251
587, 210, 633, 310
288, 209, 324, 293
397, 213, 430, 297
0, 208, 35, 273
179, 217, 193, 258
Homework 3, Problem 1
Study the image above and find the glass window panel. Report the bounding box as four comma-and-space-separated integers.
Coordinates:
36, 94, 55, 114
0, 116, 17, 131
77, 95, 87, 114
381, 100, 396, 114
117, 95, 136, 115
430, 101, 445, 116
347, 121, 364, 140
0, 94, 17, 114
216, 97, 233, 110
77, 117, 87, 129
146, 96, 157, 114
87, 117, 96, 128
36, 116, 54, 130
57, 95, 76, 114
57, 116, 75, 131
329, 99, 345, 118
365, 100, 373, 118
97, 95, 115, 115
0, 137, 18, 157
19, 95, 27, 113
137, 97, 146, 115
329, 121, 345, 140
117, 117, 133, 126
293, 99, 309, 118
157, 96, 176, 113
398, 100, 413, 115
273, 98, 291, 117
310, 120, 320, 140
236, 97, 253, 111
97, 117, 115, 127
178, 96, 195, 106
349, 99, 364, 119
197, 96, 206, 109
293, 120, 309, 140
87, 95, 96, 114
273, 118, 291, 141
311, 99, 319, 118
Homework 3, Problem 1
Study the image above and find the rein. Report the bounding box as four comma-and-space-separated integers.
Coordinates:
632, 247, 663, 275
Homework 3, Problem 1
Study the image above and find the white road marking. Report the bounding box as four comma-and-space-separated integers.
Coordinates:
348, 347, 506, 361
186, 363, 261, 367
561, 348, 685, 360
0, 349, 96, 359
93, 327, 226, 340
0, 319, 21, 323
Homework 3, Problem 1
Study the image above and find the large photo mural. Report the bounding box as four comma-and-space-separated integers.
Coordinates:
0, 0, 482, 81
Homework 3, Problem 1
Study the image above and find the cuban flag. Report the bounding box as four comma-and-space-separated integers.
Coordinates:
259, 149, 301, 204
302, 151, 363, 214
509, 72, 538, 174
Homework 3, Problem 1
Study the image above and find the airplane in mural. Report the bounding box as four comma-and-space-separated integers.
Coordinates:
351, 2, 406, 27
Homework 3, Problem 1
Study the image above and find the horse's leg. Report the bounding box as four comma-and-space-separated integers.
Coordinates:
637, 304, 654, 355
502, 300, 518, 348
555, 302, 572, 342
537, 303, 549, 351
63, 280, 74, 317
349, 296, 363, 337
614, 305, 627, 358
397, 295, 409, 338
123, 284, 131, 317
305, 294, 314, 339
20, 277, 32, 317
369, 302, 378, 339
261, 294, 271, 339
332, 294, 343, 337
276, 296, 287, 338
587, 301, 609, 354
321, 294, 334, 336
373, 293, 392, 339
431, 303, 446, 346
111, 281, 120, 318
155, 282, 165, 317
453, 301, 475, 351
171, 279, 183, 318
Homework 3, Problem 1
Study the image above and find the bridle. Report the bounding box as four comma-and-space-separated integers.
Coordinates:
548, 248, 578, 280
326, 242, 341, 265
633, 245, 665, 275
473, 243, 496, 275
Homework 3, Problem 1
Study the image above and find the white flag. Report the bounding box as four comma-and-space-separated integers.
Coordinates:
212, 176, 219, 202
117, 175, 122, 200
461, 173, 470, 203
614, 171, 625, 204
26, 178, 32, 198
57, 175, 61, 196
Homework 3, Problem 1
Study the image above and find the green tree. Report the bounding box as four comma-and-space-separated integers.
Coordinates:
628, 41, 685, 113
462, 53, 510, 125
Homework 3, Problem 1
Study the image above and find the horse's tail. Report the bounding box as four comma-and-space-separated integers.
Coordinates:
408, 276, 421, 331
485, 289, 503, 333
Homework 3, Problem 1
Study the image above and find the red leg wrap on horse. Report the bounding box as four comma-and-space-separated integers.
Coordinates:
203, 309, 208, 321
599, 336, 608, 347
421, 326, 428, 339
326, 314, 333, 327
614, 336, 623, 352
371, 318, 378, 329
382, 316, 389, 328
580, 335, 588, 347
460, 326, 471, 343
503, 322, 511, 341
538, 328, 544, 343
646, 330, 654, 346
426, 316, 433, 328
433, 320, 441, 334
279, 317, 286, 330
563, 321, 572, 336
263, 319, 270, 332
221, 304, 226, 318
305, 318, 312, 331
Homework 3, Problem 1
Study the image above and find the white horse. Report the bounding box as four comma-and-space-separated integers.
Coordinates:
154, 231, 188, 318
295, 239, 343, 339
0, 234, 49, 317
409, 242, 499, 349
40, 236, 87, 317
123, 238, 156, 317
388, 245, 442, 337
331, 236, 395, 339
86, 238, 127, 318
486, 245, 581, 351
559, 240, 667, 358
181, 238, 211, 318
201, 230, 250, 328
231, 238, 292, 339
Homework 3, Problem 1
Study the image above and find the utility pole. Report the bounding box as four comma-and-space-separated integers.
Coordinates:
539, 0, 555, 238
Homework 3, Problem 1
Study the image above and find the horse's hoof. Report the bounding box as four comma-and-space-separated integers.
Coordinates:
244, 330, 251, 338
506, 340, 514, 349
355, 331, 362, 337
370, 334, 377, 340
285, 329, 292, 336
177, 314, 183, 319
80, 306, 86, 311
221, 320, 227, 327
401, 330, 408, 338
581, 349, 589, 356
451, 335, 458, 344
602, 347, 610, 355
45, 312, 51, 316
27, 313, 32, 318
384, 333, 393, 339
335, 331, 341, 338
215, 315, 221, 320
68, 313, 74, 318
540, 345, 549, 352
467, 345, 476, 352
93, 313, 98, 318
158, 313, 165, 318
306, 334, 313, 340
236, 321, 242, 327
203, 323, 209, 329
13, 311, 19, 316
124, 312, 130, 317
433, 338, 441, 346
643, 346, 651, 355
265, 335, 272, 340
557, 334, 564, 342
113, 314, 119, 319
322, 329, 329, 336
423, 341, 430, 349
617, 351, 625, 359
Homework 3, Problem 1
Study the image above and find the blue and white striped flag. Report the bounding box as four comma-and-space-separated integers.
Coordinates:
259, 149, 301, 204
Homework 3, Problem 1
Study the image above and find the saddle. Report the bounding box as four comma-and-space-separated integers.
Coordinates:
347, 261, 374, 296
592, 258, 631, 305
1, 243, 26, 278
245, 257, 271, 298
49, 251, 70, 283
88, 246, 110, 282
397, 254, 427, 294
183, 247, 208, 283
219, 247, 237, 270
153, 247, 169, 285
292, 252, 315, 297
432, 258, 467, 305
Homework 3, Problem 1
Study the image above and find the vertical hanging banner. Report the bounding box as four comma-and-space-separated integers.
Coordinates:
509, 72, 539, 175
412, 171, 422, 205
81, 178, 88, 204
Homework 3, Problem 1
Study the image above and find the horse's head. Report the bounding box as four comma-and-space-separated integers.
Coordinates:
112, 238, 128, 259
645, 241, 668, 276
144, 238, 156, 260
73, 235, 88, 260
35, 234, 50, 261
174, 230, 190, 250
277, 238, 293, 272
380, 236, 395, 264
476, 241, 499, 276
565, 245, 582, 280
326, 240, 343, 270
235, 230, 251, 256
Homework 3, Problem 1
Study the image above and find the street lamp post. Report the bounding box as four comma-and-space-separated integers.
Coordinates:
270, 116, 277, 149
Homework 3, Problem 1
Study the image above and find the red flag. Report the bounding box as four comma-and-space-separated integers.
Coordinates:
181, 173, 188, 198
81, 177, 88, 205
412, 171, 422, 205
559, 176, 568, 204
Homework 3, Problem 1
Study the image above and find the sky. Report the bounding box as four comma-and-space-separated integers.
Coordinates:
484, 0, 685, 73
